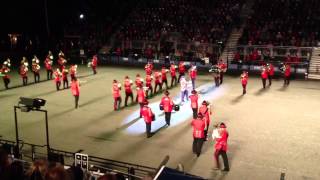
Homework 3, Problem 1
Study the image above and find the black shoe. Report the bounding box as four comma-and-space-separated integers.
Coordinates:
196, 153, 200, 157
222, 168, 229, 172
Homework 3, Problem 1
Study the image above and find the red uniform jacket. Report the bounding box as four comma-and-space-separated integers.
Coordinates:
62, 71, 68, 80
44, 58, 52, 70
32, 64, 40, 73
161, 68, 167, 80
145, 65, 152, 75
135, 77, 143, 88
58, 58, 65, 66
124, 79, 133, 93
92, 56, 98, 67
160, 96, 174, 112
71, 80, 80, 96
170, 65, 176, 77
189, 94, 198, 109
199, 104, 210, 127
112, 83, 121, 98
137, 88, 145, 103
54, 71, 61, 82
178, 63, 185, 74
284, 65, 291, 77
189, 68, 197, 79
154, 72, 161, 84
241, 74, 248, 85
191, 119, 205, 138
1, 67, 10, 79
20, 66, 28, 77
146, 75, 153, 86
268, 65, 274, 76
261, 69, 268, 79
215, 129, 229, 151
142, 105, 153, 123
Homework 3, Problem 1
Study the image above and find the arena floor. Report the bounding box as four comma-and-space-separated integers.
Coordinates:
1, 65, 320, 180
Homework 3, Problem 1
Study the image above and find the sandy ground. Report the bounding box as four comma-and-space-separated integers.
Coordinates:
1, 65, 320, 180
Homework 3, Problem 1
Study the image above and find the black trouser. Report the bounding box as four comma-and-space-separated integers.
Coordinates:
192, 138, 204, 156
162, 79, 168, 89
192, 108, 198, 119
146, 123, 151, 138
74, 95, 79, 108
154, 82, 162, 94
268, 75, 273, 86
125, 92, 134, 106
165, 112, 171, 125
215, 149, 229, 170
170, 76, 177, 87
3, 77, 10, 89
114, 97, 122, 110
262, 78, 267, 88
22, 77, 28, 86
214, 77, 220, 87
284, 76, 290, 85
219, 72, 224, 84
63, 79, 68, 89
47, 70, 53, 80
146, 85, 153, 98
56, 81, 61, 90
178, 73, 184, 83
34, 72, 40, 83
242, 84, 246, 94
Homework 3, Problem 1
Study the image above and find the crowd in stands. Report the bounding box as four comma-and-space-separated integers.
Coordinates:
239, 0, 320, 47
116, 0, 243, 43
0, 147, 152, 180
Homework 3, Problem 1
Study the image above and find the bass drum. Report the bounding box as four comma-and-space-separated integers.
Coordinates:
174, 104, 180, 111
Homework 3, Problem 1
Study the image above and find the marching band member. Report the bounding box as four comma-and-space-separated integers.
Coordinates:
169, 63, 177, 87
284, 63, 291, 86
145, 74, 154, 98
261, 65, 268, 89
180, 76, 188, 103
62, 69, 69, 89
135, 74, 143, 88
57, 51, 66, 71
32, 55, 41, 83
71, 77, 80, 109
267, 63, 274, 86
141, 99, 155, 138
209, 65, 220, 87
191, 113, 205, 157
54, 68, 62, 91
189, 64, 197, 90
178, 61, 186, 83
1, 59, 11, 89
91, 55, 98, 74
70, 64, 77, 80
154, 71, 162, 94
199, 101, 212, 140
160, 90, 174, 126
44, 53, 53, 80
124, 76, 134, 106
112, 80, 122, 111
189, 90, 199, 119
240, 71, 248, 95
217, 60, 227, 84
161, 66, 169, 89
20, 57, 29, 86
144, 62, 153, 75
137, 86, 146, 118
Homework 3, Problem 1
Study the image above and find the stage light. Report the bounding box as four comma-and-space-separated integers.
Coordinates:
79, 14, 84, 19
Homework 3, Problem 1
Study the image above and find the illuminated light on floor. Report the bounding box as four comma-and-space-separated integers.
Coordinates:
122, 83, 228, 134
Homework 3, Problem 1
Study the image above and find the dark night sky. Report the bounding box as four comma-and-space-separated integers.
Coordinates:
0, 0, 86, 36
